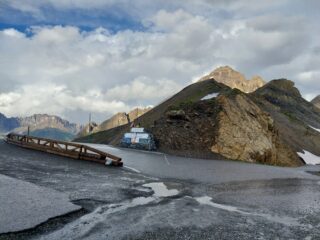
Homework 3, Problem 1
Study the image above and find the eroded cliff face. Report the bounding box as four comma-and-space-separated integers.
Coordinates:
151, 91, 303, 167
210, 94, 302, 166
12, 114, 81, 134
199, 66, 265, 93
95, 112, 129, 132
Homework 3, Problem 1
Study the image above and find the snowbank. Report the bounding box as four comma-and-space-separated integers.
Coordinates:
297, 150, 320, 165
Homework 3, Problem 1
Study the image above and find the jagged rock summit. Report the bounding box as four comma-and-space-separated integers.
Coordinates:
199, 66, 265, 93
311, 95, 320, 109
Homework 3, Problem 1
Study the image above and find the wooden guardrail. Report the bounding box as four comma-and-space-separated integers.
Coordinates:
5, 133, 123, 166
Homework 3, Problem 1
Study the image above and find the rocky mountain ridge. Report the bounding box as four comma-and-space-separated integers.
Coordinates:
252, 79, 320, 157
0, 113, 81, 140
199, 66, 265, 93
15, 114, 81, 134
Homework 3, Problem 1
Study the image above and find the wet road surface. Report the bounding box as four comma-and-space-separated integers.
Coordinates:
0, 140, 320, 240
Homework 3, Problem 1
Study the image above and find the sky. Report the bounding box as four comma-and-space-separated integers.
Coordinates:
0, 0, 319, 124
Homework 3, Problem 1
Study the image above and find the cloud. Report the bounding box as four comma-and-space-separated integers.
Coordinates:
105, 77, 182, 102
0, 83, 129, 118
0, 3, 319, 123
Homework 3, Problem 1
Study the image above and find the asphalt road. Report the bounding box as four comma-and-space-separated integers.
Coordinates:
0, 140, 320, 240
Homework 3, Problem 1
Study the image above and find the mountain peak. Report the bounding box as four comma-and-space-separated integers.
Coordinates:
257, 79, 302, 97
199, 65, 265, 93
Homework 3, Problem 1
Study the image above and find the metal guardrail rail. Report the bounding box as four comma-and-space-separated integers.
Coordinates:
4, 133, 123, 166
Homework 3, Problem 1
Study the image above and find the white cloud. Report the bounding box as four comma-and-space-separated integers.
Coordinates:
31, 26, 80, 44
105, 77, 182, 101
2, 28, 25, 38
0, 83, 129, 118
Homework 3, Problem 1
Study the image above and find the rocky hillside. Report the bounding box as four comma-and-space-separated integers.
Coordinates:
96, 107, 151, 132
311, 95, 320, 109
75, 80, 230, 145
199, 66, 265, 93
76, 78, 308, 167
151, 90, 301, 166
96, 112, 129, 132
252, 80, 320, 157
14, 114, 81, 134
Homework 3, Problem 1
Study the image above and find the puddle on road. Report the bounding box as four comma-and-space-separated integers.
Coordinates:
143, 182, 179, 197
49, 182, 180, 239
195, 196, 300, 227
87, 182, 179, 218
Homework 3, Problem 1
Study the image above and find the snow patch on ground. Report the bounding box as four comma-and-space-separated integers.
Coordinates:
309, 125, 320, 133
143, 182, 179, 197
297, 150, 320, 165
201, 92, 219, 100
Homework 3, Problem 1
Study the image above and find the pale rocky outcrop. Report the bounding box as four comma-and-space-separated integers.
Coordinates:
211, 94, 301, 166
95, 112, 129, 132
199, 66, 265, 93
95, 107, 151, 132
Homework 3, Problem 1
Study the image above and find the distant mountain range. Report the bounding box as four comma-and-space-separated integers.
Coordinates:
76, 66, 320, 167
0, 113, 82, 141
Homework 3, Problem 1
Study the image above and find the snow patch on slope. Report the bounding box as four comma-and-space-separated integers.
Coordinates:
297, 150, 320, 165
309, 125, 320, 133
201, 92, 219, 100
